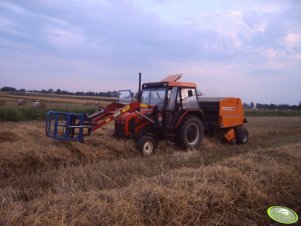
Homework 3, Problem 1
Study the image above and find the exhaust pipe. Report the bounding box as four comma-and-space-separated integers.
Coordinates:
138, 72, 142, 102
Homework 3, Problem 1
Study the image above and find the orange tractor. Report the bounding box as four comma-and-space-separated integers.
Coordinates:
46, 74, 248, 155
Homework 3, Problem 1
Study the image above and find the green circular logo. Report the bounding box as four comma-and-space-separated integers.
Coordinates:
267, 206, 298, 224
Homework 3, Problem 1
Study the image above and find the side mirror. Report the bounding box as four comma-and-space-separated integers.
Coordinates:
188, 90, 193, 97
196, 89, 203, 96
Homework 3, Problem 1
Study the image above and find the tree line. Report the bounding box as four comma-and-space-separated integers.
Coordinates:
243, 102, 301, 111
1, 86, 119, 97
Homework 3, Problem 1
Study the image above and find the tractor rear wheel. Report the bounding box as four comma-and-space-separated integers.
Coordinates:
235, 126, 248, 144
137, 135, 157, 156
176, 115, 204, 150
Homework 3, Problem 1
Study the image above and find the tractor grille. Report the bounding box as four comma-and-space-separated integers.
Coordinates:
115, 121, 124, 137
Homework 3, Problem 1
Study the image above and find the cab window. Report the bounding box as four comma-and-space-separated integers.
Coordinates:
181, 88, 198, 109
141, 88, 166, 110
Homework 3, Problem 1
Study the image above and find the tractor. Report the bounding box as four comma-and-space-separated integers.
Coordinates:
46, 74, 248, 155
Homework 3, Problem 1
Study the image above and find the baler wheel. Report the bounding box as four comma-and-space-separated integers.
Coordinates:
235, 126, 249, 144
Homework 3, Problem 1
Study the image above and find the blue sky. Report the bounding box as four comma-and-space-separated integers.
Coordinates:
0, 0, 300, 104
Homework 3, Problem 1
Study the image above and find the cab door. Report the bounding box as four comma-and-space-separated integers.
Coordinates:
163, 87, 180, 131
163, 87, 199, 131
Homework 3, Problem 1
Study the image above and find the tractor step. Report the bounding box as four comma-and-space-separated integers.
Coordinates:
46, 111, 92, 142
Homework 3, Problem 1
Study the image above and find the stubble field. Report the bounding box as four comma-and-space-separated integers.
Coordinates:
0, 117, 300, 225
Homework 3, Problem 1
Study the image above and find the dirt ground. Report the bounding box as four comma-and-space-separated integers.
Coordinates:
0, 117, 300, 225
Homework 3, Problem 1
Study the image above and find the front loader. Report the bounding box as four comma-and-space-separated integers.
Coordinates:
46, 73, 248, 155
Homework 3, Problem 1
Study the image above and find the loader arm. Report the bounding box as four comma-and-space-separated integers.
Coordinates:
46, 101, 153, 142
90, 102, 152, 131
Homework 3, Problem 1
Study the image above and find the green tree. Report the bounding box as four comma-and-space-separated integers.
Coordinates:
250, 102, 255, 109
55, 89, 62, 94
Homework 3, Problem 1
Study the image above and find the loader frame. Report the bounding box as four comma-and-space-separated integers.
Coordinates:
45, 101, 154, 142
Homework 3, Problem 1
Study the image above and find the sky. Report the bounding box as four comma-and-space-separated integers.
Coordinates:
0, 0, 300, 105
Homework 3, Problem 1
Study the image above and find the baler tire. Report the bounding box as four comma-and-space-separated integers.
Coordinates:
137, 135, 157, 156
175, 115, 204, 150
235, 126, 248, 144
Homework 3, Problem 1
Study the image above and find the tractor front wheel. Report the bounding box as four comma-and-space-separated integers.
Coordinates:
176, 115, 204, 150
137, 135, 157, 156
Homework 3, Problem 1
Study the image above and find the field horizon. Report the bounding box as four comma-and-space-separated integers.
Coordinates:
1, 92, 301, 123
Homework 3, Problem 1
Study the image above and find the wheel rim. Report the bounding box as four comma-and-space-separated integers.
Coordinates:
143, 141, 154, 155
186, 123, 200, 145
242, 133, 248, 143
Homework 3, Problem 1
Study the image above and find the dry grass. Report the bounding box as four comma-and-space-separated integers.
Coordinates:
0, 117, 301, 225
17, 99, 26, 105
0, 97, 110, 112
32, 101, 46, 109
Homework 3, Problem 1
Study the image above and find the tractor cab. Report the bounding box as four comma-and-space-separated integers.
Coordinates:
140, 74, 199, 111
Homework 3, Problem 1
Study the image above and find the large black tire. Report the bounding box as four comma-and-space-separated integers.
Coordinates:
235, 126, 248, 144
137, 135, 157, 156
175, 115, 204, 150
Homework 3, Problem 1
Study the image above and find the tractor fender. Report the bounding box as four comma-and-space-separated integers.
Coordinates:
135, 123, 158, 141
175, 110, 205, 129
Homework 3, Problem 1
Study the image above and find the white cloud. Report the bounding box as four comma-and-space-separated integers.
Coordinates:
46, 26, 86, 48
0, 16, 27, 36
0, 1, 27, 14
253, 22, 266, 33
284, 33, 301, 44
44, 16, 70, 26
265, 48, 278, 59
293, 54, 301, 61
74, 0, 110, 7
0, 38, 32, 50
226, 9, 243, 18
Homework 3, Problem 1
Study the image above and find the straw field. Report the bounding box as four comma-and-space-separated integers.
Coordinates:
0, 92, 113, 110
0, 117, 300, 225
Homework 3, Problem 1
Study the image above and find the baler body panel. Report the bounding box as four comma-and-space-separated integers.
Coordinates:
219, 98, 245, 128
198, 97, 246, 128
